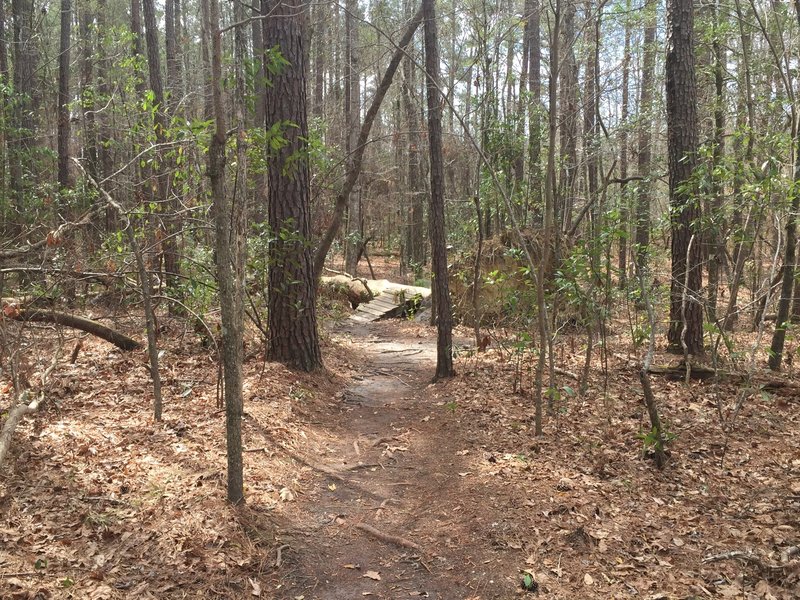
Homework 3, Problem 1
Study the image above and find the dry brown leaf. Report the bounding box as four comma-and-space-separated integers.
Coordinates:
249, 578, 262, 596
363, 570, 381, 581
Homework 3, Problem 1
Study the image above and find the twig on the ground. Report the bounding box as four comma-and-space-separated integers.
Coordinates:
345, 463, 382, 471
418, 557, 433, 574
287, 453, 347, 482
274, 544, 290, 568
353, 440, 361, 455
781, 546, 800, 563
554, 367, 579, 380
380, 349, 423, 355
354, 522, 422, 551
372, 370, 411, 387
372, 436, 400, 447
702, 549, 787, 572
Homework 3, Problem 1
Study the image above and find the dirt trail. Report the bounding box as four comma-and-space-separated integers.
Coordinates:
269, 320, 518, 600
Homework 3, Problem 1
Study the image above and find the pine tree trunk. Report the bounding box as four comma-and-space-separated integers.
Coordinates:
666, 0, 703, 356
767, 0, 800, 369
422, 0, 454, 380
707, 0, 726, 323
558, 0, 578, 237
528, 0, 542, 224
583, 1, 598, 231
265, 0, 323, 372
344, 0, 362, 276
142, 0, 180, 292
634, 0, 656, 275
80, 9, 98, 181
57, 0, 71, 191
10, 0, 39, 227
618, 6, 631, 288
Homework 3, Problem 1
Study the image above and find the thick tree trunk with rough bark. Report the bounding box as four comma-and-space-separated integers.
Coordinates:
422, 0, 454, 380
265, 0, 323, 372
666, 0, 703, 356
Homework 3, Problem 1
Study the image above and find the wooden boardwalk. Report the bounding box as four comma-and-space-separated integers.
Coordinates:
350, 281, 431, 323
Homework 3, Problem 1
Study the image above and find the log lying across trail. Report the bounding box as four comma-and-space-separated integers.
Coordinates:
5, 307, 141, 351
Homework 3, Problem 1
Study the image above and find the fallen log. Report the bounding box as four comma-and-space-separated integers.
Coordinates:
5, 307, 141, 351
647, 363, 717, 381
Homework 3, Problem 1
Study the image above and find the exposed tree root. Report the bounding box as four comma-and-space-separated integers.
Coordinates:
354, 522, 421, 551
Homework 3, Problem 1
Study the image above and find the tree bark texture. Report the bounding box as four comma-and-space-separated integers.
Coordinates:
80, 9, 98, 182
344, 0, 362, 276
57, 0, 71, 190
402, 56, 425, 274
165, 0, 183, 113
767, 0, 800, 369
422, 0, 454, 379
265, 0, 323, 372
7, 308, 141, 351
10, 0, 39, 224
618, 6, 631, 288
706, 0, 726, 323
142, 0, 179, 291
666, 0, 704, 356
205, 0, 246, 502
635, 0, 656, 276
526, 0, 542, 223
558, 0, 578, 235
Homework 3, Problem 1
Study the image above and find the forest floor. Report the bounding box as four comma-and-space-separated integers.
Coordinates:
1, 265, 799, 598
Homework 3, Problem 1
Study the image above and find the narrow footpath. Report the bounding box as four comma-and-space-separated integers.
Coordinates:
267, 320, 520, 599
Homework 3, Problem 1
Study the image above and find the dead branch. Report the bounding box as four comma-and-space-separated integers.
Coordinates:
554, 367, 579, 380
0, 351, 62, 469
354, 522, 422, 551
274, 544, 290, 568
702, 549, 786, 572
0, 391, 42, 469
6, 308, 140, 351
781, 546, 800, 563
0, 209, 97, 261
